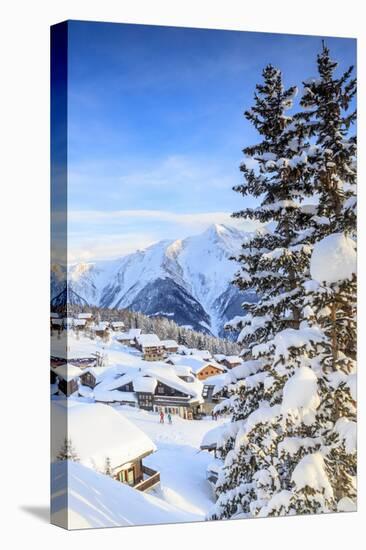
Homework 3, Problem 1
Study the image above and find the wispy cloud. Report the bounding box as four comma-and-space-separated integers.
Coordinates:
69, 208, 248, 227
68, 232, 157, 263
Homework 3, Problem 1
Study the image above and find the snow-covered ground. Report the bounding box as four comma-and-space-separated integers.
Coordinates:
115, 405, 225, 518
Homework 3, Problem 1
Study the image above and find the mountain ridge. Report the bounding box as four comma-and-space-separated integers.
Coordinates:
51, 224, 257, 336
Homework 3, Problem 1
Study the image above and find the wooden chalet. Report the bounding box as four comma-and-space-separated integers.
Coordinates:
73, 318, 87, 330
51, 363, 82, 397
135, 334, 165, 361
116, 328, 142, 345
110, 321, 125, 331
94, 322, 110, 339
166, 355, 226, 381
160, 340, 179, 354
79, 367, 98, 389
51, 401, 160, 492
77, 312, 94, 326
219, 355, 242, 370
94, 365, 204, 420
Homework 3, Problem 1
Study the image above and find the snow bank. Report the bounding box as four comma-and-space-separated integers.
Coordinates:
310, 233, 356, 284
51, 460, 197, 529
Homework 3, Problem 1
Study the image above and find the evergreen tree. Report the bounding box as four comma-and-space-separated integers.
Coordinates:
211, 64, 315, 519
282, 44, 357, 512
211, 47, 356, 520
104, 457, 113, 476
57, 438, 80, 462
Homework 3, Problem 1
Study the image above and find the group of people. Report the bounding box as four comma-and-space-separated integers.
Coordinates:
159, 410, 172, 424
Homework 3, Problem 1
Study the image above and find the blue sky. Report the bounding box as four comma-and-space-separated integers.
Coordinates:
65, 21, 356, 262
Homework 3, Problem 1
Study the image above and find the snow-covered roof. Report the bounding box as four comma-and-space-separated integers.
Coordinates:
133, 375, 157, 393
222, 355, 242, 364
50, 312, 60, 318
200, 424, 229, 450
136, 334, 162, 348
160, 339, 178, 348
116, 328, 142, 340
78, 313, 93, 319
51, 319, 63, 325
203, 372, 227, 389
51, 460, 197, 529
94, 322, 109, 331
94, 388, 137, 404
111, 321, 125, 328
79, 366, 111, 383
78, 384, 94, 398
190, 349, 212, 360
51, 401, 155, 470
167, 354, 224, 375
52, 363, 83, 382
74, 319, 86, 326
143, 363, 203, 400
97, 362, 203, 402
174, 364, 195, 378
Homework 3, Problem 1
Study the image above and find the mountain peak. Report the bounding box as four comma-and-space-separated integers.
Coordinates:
203, 223, 231, 239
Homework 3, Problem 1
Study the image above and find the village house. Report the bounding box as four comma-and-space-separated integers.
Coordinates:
79, 367, 100, 389
166, 354, 226, 381
77, 312, 94, 324
116, 328, 142, 345
51, 317, 63, 330
217, 355, 242, 370
51, 363, 83, 397
51, 401, 160, 492
93, 321, 110, 339
135, 334, 165, 361
160, 339, 179, 354
110, 321, 125, 331
190, 349, 212, 361
94, 363, 204, 420
73, 319, 87, 330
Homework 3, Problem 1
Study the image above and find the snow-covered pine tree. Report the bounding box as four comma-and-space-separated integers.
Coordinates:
240, 45, 357, 517
57, 437, 80, 462
282, 44, 357, 513
210, 64, 317, 519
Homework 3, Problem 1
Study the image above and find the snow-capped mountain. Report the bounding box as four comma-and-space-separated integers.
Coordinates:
51, 224, 257, 336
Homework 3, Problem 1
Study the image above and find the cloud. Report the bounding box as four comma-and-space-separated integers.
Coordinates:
68, 232, 157, 263
70, 208, 231, 224
67, 209, 259, 262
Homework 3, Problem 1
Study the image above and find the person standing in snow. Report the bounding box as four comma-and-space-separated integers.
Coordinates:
159, 410, 165, 424
167, 412, 172, 424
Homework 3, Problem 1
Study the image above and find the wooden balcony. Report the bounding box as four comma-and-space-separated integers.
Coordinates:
134, 465, 160, 492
